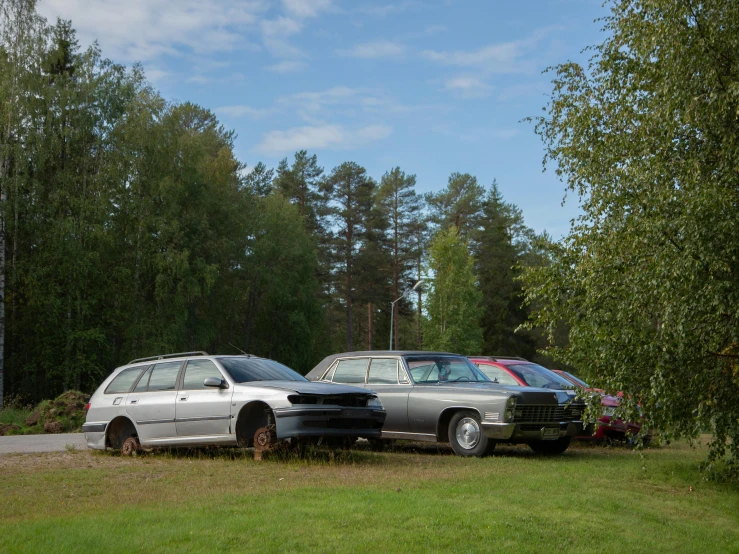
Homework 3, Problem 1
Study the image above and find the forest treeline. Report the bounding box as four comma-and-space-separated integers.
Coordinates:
0, 3, 551, 403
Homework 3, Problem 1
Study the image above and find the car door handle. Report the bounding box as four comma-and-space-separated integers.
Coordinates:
129, 399, 138, 404
179, 396, 189, 401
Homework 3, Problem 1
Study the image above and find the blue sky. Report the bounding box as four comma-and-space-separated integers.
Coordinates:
38, 0, 609, 238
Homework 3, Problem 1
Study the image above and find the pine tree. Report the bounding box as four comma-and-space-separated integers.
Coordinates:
475, 183, 536, 357
323, 162, 375, 351
425, 172, 485, 239
377, 167, 423, 349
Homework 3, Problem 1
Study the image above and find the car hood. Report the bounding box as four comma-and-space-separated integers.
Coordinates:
234, 380, 370, 396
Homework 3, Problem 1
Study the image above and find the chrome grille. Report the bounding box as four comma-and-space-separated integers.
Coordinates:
518, 404, 583, 423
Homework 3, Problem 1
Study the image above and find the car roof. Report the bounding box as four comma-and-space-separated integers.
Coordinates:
305, 350, 463, 381
469, 356, 531, 365
120, 353, 268, 371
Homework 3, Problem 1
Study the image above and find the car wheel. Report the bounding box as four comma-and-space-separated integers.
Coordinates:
529, 437, 572, 455
448, 411, 489, 457
121, 436, 140, 456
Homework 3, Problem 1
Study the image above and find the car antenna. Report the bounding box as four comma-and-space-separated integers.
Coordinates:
228, 342, 250, 357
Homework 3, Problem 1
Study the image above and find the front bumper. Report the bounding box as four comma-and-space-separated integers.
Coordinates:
485, 420, 583, 442
273, 407, 386, 439
81, 422, 107, 450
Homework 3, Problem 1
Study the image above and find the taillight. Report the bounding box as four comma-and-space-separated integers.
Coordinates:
85, 403, 91, 411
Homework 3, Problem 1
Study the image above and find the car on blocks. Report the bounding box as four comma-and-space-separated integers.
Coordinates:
83, 352, 386, 458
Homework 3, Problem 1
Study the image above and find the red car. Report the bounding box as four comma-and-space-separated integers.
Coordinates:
550, 369, 650, 442
469, 357, 648, 442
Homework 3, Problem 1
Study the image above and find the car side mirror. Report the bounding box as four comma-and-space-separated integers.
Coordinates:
204, 377, 227, 388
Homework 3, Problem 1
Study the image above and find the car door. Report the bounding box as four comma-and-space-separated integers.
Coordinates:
125, 361, 181, 441
365, 358, 410, 433
175, 359, 233, 437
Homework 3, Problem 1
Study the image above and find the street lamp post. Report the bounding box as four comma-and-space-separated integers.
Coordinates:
389, 280, 423, 351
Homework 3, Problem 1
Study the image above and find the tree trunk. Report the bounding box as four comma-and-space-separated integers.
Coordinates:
0, 179, 5, 409
367, 302, 373, 350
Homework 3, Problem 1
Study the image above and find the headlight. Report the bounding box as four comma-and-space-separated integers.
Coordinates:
366, 396, 383, 409
504, 396, 517, 421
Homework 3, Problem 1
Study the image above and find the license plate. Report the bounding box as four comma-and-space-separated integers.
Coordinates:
542, 427, 560, 439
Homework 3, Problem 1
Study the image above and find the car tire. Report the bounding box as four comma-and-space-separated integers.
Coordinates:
448, 411, 489, 457
529, 437, 571, 455
121, 436, 140, 456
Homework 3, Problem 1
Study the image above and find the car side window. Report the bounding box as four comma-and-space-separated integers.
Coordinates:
183, 359, 224, 390
146, 361, 182, 391
133, 366, 153, 392
478, 364, 519, 386
105, 367, 148, 394
368, 359, 399, 384
332, 359, 369, 384
398, 364, 410, 384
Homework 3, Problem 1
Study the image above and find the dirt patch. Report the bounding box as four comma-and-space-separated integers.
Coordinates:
13, 391, 90, 435
43, 421, 63, 434
0, 424, 21, 436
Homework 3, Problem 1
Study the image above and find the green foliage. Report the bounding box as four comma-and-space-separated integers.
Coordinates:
323, 161, 377, 351
475, 183, 539, 358
523, 0, 739, 472
378, 167, 423, 349
423, 226, 483, 353
425, 172, 485, 238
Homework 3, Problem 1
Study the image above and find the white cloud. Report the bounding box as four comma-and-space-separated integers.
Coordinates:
256, 123, 392, 155
443, 76, 493, 98
356, 1, 418, 18
216, 105, 276, 119
337, 40, 405, 59
267, 60, 308, 73
282, 0, 335, 19
422, 26, 560, 74
37, 0, 265, 62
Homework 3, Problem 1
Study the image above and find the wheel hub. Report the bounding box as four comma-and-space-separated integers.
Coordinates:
456, 417, 480, 449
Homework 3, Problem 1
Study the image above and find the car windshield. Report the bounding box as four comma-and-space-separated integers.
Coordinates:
504, 363, 574, 389
404, 356, 490, 384
217, 357, 308, 383
561, 371, 590, 388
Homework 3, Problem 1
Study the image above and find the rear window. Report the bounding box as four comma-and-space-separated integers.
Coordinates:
368, 359, 399, 384
218, 357, 307, 383
147, 362, 182, 391
332, 359, 369, 384
105, 366, 148, 394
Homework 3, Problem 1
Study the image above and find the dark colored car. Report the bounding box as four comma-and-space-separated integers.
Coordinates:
468, 356, 647, 442
306, 351, 584, 457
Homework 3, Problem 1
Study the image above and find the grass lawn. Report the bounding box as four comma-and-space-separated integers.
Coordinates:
0, 439, 737, 553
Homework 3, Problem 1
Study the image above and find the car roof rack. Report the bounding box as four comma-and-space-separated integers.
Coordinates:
128, 351, 209, 364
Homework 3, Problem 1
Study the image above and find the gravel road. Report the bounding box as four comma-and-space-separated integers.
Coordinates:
0, 433, 87, 455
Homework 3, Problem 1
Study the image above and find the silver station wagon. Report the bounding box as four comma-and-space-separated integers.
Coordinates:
83, 352, 386, 456
306, 351, 584, 457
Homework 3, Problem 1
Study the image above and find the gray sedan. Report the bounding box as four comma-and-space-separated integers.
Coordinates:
306, 351, 584, 457
83, 352, 386, 456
